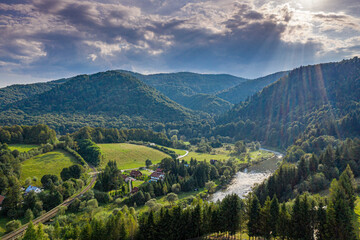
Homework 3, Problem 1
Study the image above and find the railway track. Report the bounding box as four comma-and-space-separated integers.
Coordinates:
1, 168, 97, 240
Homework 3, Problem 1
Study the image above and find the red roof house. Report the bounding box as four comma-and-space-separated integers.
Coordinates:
130, 170, 142, 178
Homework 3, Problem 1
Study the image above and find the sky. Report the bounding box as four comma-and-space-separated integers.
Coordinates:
0, 0, 360, 87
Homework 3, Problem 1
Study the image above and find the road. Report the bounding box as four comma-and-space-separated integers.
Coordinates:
176, 150, 189, 159
2, 167, 97, 240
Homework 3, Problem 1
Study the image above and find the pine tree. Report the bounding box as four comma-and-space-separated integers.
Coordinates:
270, 195, 279, 238
259, 196, 272, 239
248, 195, 261, 238
278, 203, 290, 240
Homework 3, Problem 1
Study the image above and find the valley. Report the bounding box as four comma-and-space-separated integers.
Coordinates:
0, 57, 359, 240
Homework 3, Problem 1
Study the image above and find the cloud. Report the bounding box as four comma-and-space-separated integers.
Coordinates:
0, 0, 359, 85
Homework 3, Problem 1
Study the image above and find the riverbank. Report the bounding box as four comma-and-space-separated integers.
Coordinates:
209, 149, 283, 201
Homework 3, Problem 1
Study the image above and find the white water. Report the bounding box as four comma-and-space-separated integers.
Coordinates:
210, 149, 283, 202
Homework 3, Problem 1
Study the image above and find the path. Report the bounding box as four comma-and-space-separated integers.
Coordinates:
176, 150, 189, 159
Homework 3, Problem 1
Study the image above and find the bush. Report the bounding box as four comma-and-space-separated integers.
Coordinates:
5, 220, 21, 233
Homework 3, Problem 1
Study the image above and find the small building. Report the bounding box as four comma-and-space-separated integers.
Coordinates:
150, 171, 165, 182
0, 195, 5, 210
25, 185, 42, 194
130, 170, 142, 178
156, 168, 163, 172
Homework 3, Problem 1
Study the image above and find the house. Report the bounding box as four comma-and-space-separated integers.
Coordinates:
0, 195, 5, 210
25, 185, 42, 194
156, 168, 163, 172
130, 170, 142, 178
150, 171, 165, 182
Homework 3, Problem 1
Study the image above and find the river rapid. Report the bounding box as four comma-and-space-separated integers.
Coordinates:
210, 149, 283, 202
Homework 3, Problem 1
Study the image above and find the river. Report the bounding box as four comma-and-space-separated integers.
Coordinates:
210, 149, 283, 202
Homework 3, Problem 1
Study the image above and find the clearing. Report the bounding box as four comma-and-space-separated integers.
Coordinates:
98, 143, 170, 169
8, 144, 39, 152
20, 149, 78, 186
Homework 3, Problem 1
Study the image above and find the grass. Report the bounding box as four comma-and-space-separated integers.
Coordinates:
20, 149, 78, 186
98, 143, 171, 169
160, 146, 187, 156
182, 145, 274, 164
133, 180, 145, 187
8, 144, 39, 152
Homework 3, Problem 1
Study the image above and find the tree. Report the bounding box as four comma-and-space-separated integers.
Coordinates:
278, 203, 290, 240
171, 183, 181, 194
327, 178, 357, 239
166, 193, 178, 207
234, 141, 246, 155
145, 159, 152, 168
23, 221, 37, 240
205, 181, 216, 194
25, 209, 34, 222
61, 164, 84, 181
248, 195, 261, 238
5, 220, 21, 233
219, 194, 242, 234
270, 195, 279, 238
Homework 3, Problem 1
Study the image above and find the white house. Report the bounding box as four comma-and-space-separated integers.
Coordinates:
25, 185, 42, 194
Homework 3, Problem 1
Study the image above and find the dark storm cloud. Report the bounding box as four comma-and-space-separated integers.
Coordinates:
0, 0, 359, 85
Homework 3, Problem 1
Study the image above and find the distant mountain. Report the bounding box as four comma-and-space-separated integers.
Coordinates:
180, 94, 233, 115
216, 71, 288, 104
117, 71, 246, 114
0, 78, 67, 107
1, 71, 197, 129
214, 57, 360, 147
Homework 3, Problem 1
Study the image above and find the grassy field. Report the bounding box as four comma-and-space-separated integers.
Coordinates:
182, 145, 274, 163
20, 150, 78, 186
161, 146, 187, 156
8, 144, 39, 152
98, 143, 171, 169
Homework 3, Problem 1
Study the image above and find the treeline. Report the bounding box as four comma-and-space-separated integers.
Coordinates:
0, 124, 56, 144
32, 166, 359, 240
76, 139, 102, 167
254, 138, 360, 202
71, 126, 173, 147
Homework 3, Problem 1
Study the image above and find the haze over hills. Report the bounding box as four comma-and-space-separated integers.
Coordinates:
216, 71, 289, 104
215, 57, 360, 147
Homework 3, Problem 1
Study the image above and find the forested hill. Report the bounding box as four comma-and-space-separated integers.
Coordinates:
216, 71, 288, 104
117, 71, 246, 114
2, 71, 194, 123
0, 78, 67, 107
214, 57, 360, 147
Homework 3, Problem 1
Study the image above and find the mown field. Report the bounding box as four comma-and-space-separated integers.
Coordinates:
182, 145, 273, 163
20, 149, 78, 186
8, 144, 39, 152
98, 143, 170, 169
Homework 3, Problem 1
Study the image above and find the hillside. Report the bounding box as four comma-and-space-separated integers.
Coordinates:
118, 70, 246, 113
180, 94, 233, 115
216, 71, 288, 104
0, 72, 198, 131
215, 57, 360, 147
98, 143, 171, 169
0, 78, 67, 107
